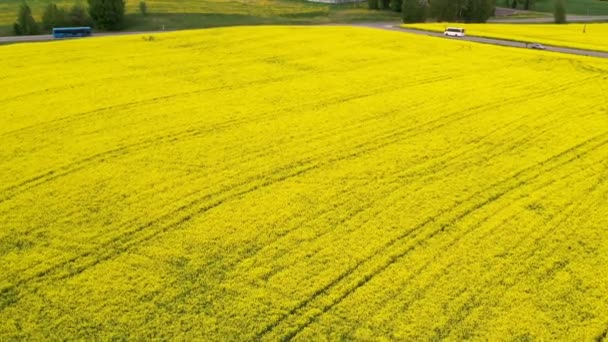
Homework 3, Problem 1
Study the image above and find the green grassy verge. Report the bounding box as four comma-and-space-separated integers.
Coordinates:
509, 0, 608, 15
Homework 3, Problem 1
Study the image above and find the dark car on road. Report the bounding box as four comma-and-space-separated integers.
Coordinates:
530, 43, 546, 50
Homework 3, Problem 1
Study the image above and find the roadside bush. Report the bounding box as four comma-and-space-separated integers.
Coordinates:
69, 2, 93, 27
14, 2, 39, 35
402, 0, 428, 22
554, 0, 566, 23
42, 3, 68, 30
88, 0, 126, 30
523, 0, 535, 10
462, 0, 495, 22
430, 0, 494, 22
139, 1, 147, 16
430, 0, 464, 21
390, 0, 403, 11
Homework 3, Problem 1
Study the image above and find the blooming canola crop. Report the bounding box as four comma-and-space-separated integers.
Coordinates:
1, 26, 608, 340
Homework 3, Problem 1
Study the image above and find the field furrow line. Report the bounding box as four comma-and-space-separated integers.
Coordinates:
150, 105, 560, 326
376, 153, 608, 338
1, 70, 591, 207
141, 107, 554, 312
0, 86, 529, 309
0, 53, 406, 138
1, 70, 599, 320
0, 160, 324, 309
430, 171, 608, 339
246, 117, 551, 274
257, 130, 608, 340
3, 25, 608, 340
0, 78, 410, 204
3, 78, 588, 324
369, 150, 598, 316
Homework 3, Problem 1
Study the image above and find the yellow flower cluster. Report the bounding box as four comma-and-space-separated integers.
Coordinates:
403, 23, 608, 52
1, 26, 608, 340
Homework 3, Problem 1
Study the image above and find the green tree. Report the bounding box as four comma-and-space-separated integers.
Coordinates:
69, 2, 92, 26
553, 0, 566, 23
462, 0, 495, 22
139, 1, 147, 16
88, 0, 125, 30
431, 0, 464, 21
430, 0, 493, 22
402, 0, 428, 22
368, 0, 379, 9
523, 0, 534, 10
390, 0, 403, 11
42, 3, 67, 30
14, 2, 39, 35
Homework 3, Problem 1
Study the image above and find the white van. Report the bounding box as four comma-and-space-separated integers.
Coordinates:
444, 27, 465, 37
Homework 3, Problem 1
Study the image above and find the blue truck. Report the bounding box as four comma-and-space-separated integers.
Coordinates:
52, 27, 92, 39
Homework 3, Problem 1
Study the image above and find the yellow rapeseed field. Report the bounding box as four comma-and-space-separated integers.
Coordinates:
1, 26, 608, 340
403, 23, 608, 52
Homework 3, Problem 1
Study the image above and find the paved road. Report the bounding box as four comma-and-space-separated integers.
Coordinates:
2, 23, 608, 60
0, 31, 155, 44
2, 11, 607, 45
353, 23, 608, 59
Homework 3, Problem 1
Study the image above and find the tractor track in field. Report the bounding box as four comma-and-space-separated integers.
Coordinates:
0, 73, 481, 306
344, 128, 608, 336
238, 110, 551, 280
273, 141, 608, 340
0, 73, 301, 138
0, 74, 596, 316
1, 24, 608, 341
335, 168, 602, 339
0, 73, 588, 313
425, 166, 608, 340
0, 73, 442, 253
0, 68, 480, 225
255, 81, 599, 339
410, 160, 598, 291
137, 89, 566, 315
0, 76, 401, 204
0, 51, 416, 202
0, 52, 401, 139
257, 127, 608, 340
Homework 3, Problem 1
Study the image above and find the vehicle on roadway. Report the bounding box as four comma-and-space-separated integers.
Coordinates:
52, 27, 92, 39
529, 42, 546, 50
444, 27, 465, 37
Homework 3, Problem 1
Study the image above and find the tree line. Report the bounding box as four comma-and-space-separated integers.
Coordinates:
369, 0, 495, 23
370, 0, 567, 23
13, 0, 149, 35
